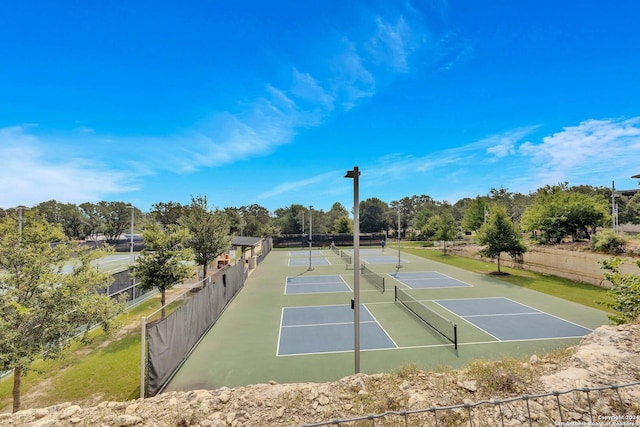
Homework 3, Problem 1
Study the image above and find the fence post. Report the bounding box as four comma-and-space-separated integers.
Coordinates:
140, 316, 146, 399
553, 391, 564, 423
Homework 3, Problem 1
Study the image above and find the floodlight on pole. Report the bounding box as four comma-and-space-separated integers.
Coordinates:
632, 174, 640, 179
344, 166, 360, 374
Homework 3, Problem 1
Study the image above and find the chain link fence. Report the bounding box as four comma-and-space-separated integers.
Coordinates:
299, 382, 640, 427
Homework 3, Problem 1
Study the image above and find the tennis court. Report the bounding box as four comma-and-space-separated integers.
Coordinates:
289, 250, 325, 257
435, 297, 592, 341
285, 275, 350, 294
62, 253, 133, 274
277, 304, 396, 356
362, 255, 408, 264
165, 247, 609, 392
390, 271, 472, 289
287, 256, 331, 267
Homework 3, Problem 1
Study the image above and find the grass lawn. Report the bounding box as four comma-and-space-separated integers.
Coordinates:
0, 295, 165, 413
0, 245, 617, 413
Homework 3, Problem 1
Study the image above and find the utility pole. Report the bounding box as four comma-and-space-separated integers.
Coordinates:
612, 181, 619, 233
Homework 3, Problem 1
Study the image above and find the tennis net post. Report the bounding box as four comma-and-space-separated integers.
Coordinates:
340, 250, 352, 266
361, 263, 385, 293
394, 286, 458, 349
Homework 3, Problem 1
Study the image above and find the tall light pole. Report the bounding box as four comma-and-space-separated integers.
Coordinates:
308, 206, 313, 271
396, 208, 402, 269
345, 166, 360, 373
128, 205, 135, 266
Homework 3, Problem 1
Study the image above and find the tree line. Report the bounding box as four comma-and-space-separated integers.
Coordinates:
1, 183, 639, 244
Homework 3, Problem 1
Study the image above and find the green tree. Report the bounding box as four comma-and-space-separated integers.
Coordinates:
600, 258, 640, 325
623, 192, 640, 224
273, 204, 306, 234
134, 221, 194, 319
150, 201, 187, 226
97, 201, 133, 241
35, 200, 86, 239
79, 202, 104, 241
0, 212, 124, 413
327, 203, 349, 233
223, 207, 245, 236
360, 198, 389, 233
413, 206, 435, 236
179, 195, 231, 279
461, 196, 488, 232
476, 205, 527, 273
422, 212, 457, 255
521, 184, 610, 243
333, 215, 353, 234
240, 204, 273, 237
487, 186, 532, 221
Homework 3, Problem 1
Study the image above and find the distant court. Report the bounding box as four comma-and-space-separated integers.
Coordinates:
284, 275, 350, 294
390, 271, 471, 289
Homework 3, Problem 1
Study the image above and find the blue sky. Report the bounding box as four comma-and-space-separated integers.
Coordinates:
2, 0, 640, 213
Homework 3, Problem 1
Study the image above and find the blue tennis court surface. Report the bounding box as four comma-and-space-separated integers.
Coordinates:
288, 257, 331, 267
342, 248, 388, 256
277, 305, 397, 356
361, 256, 407, 264
285, 275, 350, 294
435, 297, 592, 341
389, 271, 471, 289
289, 250, 325, 257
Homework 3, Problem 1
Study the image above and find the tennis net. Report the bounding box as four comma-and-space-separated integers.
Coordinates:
331, 245, 340, 256
361, 264, 385, 293
394, 286, 457, 349
340, 250, 352, 265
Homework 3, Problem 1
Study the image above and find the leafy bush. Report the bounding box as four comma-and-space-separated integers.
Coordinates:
590, 230, 626, 254
600, 258, 640, 324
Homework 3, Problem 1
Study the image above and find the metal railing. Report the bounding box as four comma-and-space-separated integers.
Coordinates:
299, 382, 640, 427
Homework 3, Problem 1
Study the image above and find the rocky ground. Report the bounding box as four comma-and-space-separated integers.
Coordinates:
1, 322, 639, 427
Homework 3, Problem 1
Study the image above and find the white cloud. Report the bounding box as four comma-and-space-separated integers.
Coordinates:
366, 16, 414, 72
0, 126, 138, 208
519, 117, 640, 183
331, 40, 377, 111
257, 171, 338, 200
482, 126, 539, 160
291, 69, 335, 112
167, 12, 429, 174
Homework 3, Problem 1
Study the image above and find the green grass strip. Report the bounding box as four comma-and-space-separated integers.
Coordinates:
0, 297, 163, 412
